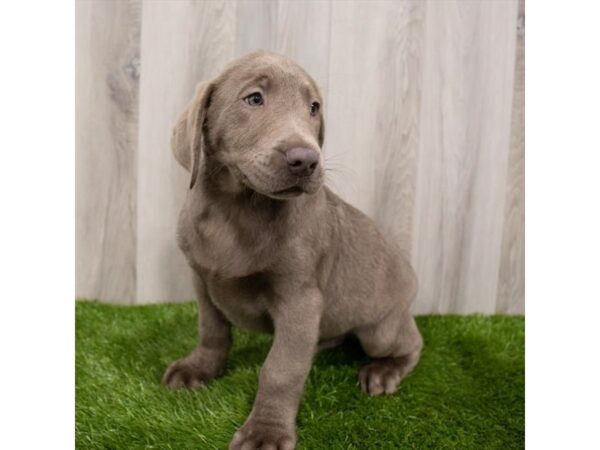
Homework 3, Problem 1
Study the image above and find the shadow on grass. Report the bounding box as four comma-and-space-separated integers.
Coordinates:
96, 301, 375, 384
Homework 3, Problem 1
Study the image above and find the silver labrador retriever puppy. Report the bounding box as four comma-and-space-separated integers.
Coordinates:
164, 50, 422, 450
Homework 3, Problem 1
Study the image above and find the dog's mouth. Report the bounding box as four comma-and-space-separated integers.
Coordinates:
230, 163, 322, 200
272, 186, 305, 197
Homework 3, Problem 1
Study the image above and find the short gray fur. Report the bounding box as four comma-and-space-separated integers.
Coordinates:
163, 51, 423, 450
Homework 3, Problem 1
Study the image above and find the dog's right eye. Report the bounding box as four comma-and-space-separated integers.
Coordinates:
244, 92, 264, 106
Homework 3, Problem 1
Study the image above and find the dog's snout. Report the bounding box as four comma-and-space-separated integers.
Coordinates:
285, 147, 319, 177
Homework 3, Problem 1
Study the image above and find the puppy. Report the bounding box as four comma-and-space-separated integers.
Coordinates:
164, 51, 422, 450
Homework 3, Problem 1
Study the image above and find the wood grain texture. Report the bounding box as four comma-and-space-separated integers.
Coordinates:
235, 0, 278, 55
325, 1, 382, 215
76, 0, 524, 312
136, 0, 235, 303
371, 1, 426, 256
234, 0, 330, 94
411, 0, 519, 314
497, 0, 525, 314
326, 1, 425, 257
274, 0, 331, 99
75, 0, 141, 303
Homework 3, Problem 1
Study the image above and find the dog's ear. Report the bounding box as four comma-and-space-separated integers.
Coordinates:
171, 81, 214, 189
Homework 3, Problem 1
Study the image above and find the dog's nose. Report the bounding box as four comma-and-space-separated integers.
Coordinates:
285, 147, 319, 176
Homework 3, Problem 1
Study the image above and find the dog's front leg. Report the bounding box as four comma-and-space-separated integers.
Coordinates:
229, 286, 322, 450
162, 273, 232, 388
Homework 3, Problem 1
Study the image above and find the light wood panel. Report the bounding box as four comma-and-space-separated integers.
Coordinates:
235, 0, 278, 55
76, 0, 525, 314
326, 1, 383, 215
75, 0, 141, 303
326, 0, 426, 255
411, 0, 519, 314
371, 1, 426, 256
497, 0, 525, 313
234, 1, 330, 96
136, 0, 236, 303
275, 0, 331, 100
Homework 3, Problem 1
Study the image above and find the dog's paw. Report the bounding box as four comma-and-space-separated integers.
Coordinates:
358, 359, 404, 396
229, 419, 296, 450
162, 354, 221, 389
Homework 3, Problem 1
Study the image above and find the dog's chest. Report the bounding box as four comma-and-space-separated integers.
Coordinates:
178, 205, 276, 279
178, 205, 278, 332
206, 273, 273, 333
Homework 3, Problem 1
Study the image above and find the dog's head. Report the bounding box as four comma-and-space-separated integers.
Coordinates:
172, 51, 325, 199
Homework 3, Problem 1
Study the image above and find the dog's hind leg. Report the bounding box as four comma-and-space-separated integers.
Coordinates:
355, 308, 422, 396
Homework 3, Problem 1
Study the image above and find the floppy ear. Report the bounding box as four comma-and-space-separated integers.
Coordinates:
171, 81, 214, 189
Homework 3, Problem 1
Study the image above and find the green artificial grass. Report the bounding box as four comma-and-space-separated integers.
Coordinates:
76, 301, 524, 449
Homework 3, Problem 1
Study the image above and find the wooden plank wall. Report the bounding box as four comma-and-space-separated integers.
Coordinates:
411, 0, 518, 314
76, 0, 524, 314
75, 0, 141, 303
497, 0, 525, 313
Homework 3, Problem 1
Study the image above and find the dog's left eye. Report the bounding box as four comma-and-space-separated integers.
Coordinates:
244, 92, 264, 106
310, 102, 320, 116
